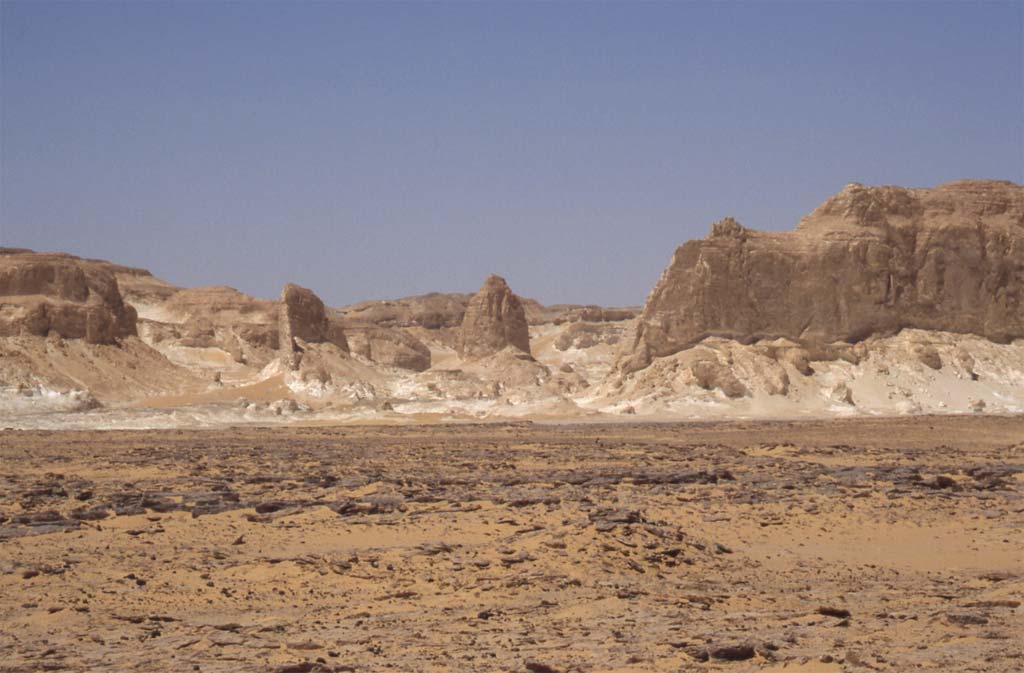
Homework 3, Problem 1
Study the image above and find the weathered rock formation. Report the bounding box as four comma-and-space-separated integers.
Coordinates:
279, 283, 349, 368
342, 293, 472, 329
341, 292, 636, 330
347, 327, 431, 372
109, 265, 180, 307
458, 275, 531, 359
622, 180, 1024, 372
128, 285, 281, 370
0, 249, 137, 344
160, 286, 274, 321
523, 302, 638, 325
554, 322, 625, 351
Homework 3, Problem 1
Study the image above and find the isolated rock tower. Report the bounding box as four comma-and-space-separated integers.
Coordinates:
458, 274, 531, 359
279, 283, 348, 369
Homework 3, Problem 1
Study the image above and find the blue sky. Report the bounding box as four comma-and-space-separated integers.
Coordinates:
2, 1, 1021, 306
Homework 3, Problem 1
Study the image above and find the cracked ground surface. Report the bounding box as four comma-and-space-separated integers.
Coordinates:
0, 416, 1021, 672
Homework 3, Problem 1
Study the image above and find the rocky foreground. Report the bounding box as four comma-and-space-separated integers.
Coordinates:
1, 417, 1021, 672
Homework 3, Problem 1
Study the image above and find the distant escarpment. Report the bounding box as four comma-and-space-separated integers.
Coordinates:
342, 293, 472, 329
341, 292, 636, 329
0, 249, 137, 344
622, 180, 1024, 372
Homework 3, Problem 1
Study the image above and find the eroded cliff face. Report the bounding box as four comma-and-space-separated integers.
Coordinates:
458, 275, 532, 360
279, 283, 349, 369
347, 327, 431, 372
622, 180, 1024, 373
0, 250, 138, 344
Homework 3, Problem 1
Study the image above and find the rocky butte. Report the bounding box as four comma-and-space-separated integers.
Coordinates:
0, 249, 137, 345
622, 180, 1024, 373
458, 274, 532, 360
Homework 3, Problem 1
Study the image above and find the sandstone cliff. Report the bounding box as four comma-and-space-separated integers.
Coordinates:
622, 180, 1023, 372
458, 275, 532, 359
0, 249, 138, 344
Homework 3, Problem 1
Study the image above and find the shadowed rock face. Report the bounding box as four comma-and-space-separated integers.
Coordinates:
0, 250, 137, 344
347, 327, 431, 372
622, 180, 1024, 372
458, 275, 531, 359
279, 283, 349, 367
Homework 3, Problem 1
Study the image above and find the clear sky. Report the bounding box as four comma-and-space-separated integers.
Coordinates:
2, 1, 1022, 307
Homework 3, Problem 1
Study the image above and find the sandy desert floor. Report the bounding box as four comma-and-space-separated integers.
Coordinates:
0, 416, 1021, 673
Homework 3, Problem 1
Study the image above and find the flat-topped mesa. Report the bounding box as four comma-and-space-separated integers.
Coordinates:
279, 283, 349, 368
621, 180, 1024, 373
458, 274, 532, 359
0, 249, 137, 344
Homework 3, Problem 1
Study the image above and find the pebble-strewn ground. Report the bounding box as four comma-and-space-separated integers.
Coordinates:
0, 416, 1021, 673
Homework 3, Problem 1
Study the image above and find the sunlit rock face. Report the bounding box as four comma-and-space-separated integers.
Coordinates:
458, 274, 532, 360
0, 249, 138, 344
279, 282, 349, 368
622, 180, 1023, 373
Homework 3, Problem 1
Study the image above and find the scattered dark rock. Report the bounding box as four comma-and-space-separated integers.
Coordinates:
924, 475, 959, 490
818, 606, 852, 619
709, 642, 756, 661
69, 506, 109, 521
946, 611, 989, 626
275, 663, 331, 673
524, 662, 562, 673
255, 500, 289, 514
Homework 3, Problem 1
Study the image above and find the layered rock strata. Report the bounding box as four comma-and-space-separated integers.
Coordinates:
623, 180, 1023, 372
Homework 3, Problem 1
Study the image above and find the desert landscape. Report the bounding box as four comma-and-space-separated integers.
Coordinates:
3, 3, 1023, 671
2, 180, 1022, 427
1, 179, 1022, 672
1, 417, 1021, 672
